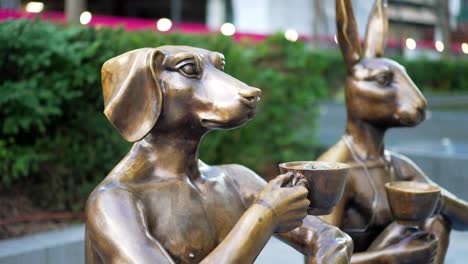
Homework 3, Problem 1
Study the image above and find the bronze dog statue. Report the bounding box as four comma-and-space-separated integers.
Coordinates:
318, 0, 468, 263
85, 46, 352, 263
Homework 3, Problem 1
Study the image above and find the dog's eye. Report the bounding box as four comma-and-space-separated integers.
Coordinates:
374, 72, 393, 87
178, 63, 199, 77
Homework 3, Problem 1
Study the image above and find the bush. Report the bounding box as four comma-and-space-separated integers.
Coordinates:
403, 59, 468, 93
0, 20, 333, 210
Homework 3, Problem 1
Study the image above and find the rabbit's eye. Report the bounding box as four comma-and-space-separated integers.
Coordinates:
374, 72, 393, 87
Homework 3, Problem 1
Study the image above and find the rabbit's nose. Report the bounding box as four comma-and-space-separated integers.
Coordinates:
239, 87, 262, 103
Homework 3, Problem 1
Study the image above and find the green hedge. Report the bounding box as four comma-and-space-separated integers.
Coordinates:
0, 19, 334, 210
404, 59, 468, 92
1, 19, 467, 211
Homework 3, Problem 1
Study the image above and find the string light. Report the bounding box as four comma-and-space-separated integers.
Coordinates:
80, 11, 92, 25
284, 29, 299, 42
405, 38, 416, 50
156, 18, 172, 32
435, 41, 444, 52
25, 2, 44, 13
220, 23, 236, 36
462, 43, 468, 54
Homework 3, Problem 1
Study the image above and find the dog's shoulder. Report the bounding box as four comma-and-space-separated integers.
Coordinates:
85, 182, 142, 227
86, 181, 136, 206
207, 162, 267, 195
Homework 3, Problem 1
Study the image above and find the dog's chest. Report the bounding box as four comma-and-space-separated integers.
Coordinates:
139, 178, 245, 263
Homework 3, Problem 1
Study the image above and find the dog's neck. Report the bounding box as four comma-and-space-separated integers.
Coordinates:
345, 116, 387, 161
138, 130, 204, 181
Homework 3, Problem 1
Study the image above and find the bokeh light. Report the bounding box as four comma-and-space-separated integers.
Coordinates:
25, 2, 44, 13
405, 38, 416, 50
435, 41, 444, 52
80, 11, 92, 25
220, 23, 236, 36
462, 43, 468, 54
284, 29, 299, 42
156, 18, 173, 32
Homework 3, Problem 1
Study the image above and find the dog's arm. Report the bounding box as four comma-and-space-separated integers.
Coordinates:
390, 151, 468, 231
276, 216, 353, 264
200, 200, 277, 264
85, 188, 175, 264
221, 164, 353, 264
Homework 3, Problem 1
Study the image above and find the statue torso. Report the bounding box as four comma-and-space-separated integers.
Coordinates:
319, 138, 409, 252
342, 163, 394, 251
139, 172, 246, 263
88, 164, 248, 264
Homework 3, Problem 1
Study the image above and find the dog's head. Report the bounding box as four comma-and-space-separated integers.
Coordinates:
101, 46, 261, 142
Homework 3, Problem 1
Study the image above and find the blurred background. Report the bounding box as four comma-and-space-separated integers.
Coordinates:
0, 0, 467, 263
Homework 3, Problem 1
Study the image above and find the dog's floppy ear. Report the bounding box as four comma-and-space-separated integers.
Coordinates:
336, 0, 361, 70
102, 48, 164, 142
364, 0, 388, 58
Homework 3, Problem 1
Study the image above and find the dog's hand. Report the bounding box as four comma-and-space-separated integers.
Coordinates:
255, 172, 309, 233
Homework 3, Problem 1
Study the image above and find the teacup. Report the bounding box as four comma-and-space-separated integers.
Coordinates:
385, 181, 441, 226
279, 161, 350, 215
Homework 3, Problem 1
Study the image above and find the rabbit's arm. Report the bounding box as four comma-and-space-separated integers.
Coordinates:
436, 189, 468, 230
390, 151, 468, 230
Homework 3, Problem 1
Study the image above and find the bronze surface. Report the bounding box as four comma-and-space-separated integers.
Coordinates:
385, 182, 441, 226
318, 0, 468, 263
279, 161, 350, 215
85, 46, 353, 263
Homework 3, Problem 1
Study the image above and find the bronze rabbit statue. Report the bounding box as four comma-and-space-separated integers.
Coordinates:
318, 0, 468, 263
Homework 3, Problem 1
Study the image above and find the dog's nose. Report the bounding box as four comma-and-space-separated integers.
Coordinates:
239, 87, 262, 103
418, 98, 427, 111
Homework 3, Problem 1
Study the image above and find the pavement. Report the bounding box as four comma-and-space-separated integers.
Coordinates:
1, 223, 465, 264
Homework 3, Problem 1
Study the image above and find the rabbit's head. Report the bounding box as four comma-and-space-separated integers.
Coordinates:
336, 0, 426, 127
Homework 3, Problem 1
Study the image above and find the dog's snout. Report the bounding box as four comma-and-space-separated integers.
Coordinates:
418, 98, 427, 111
239, 87, 261, 103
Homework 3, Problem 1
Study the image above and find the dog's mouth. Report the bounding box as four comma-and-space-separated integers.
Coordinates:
201, 110, 256, 129
201, 119, 226, 128
239, 97, 259, 109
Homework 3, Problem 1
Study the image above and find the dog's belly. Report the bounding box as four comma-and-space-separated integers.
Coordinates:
139, 178, 246, 263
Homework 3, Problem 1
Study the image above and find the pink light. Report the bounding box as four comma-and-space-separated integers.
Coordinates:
0, 8, 466, 51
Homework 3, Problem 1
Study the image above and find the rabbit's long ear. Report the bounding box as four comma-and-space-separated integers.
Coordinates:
336, 0, 361, 70
364, 0, 388, 58
102, 48, 164, 142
